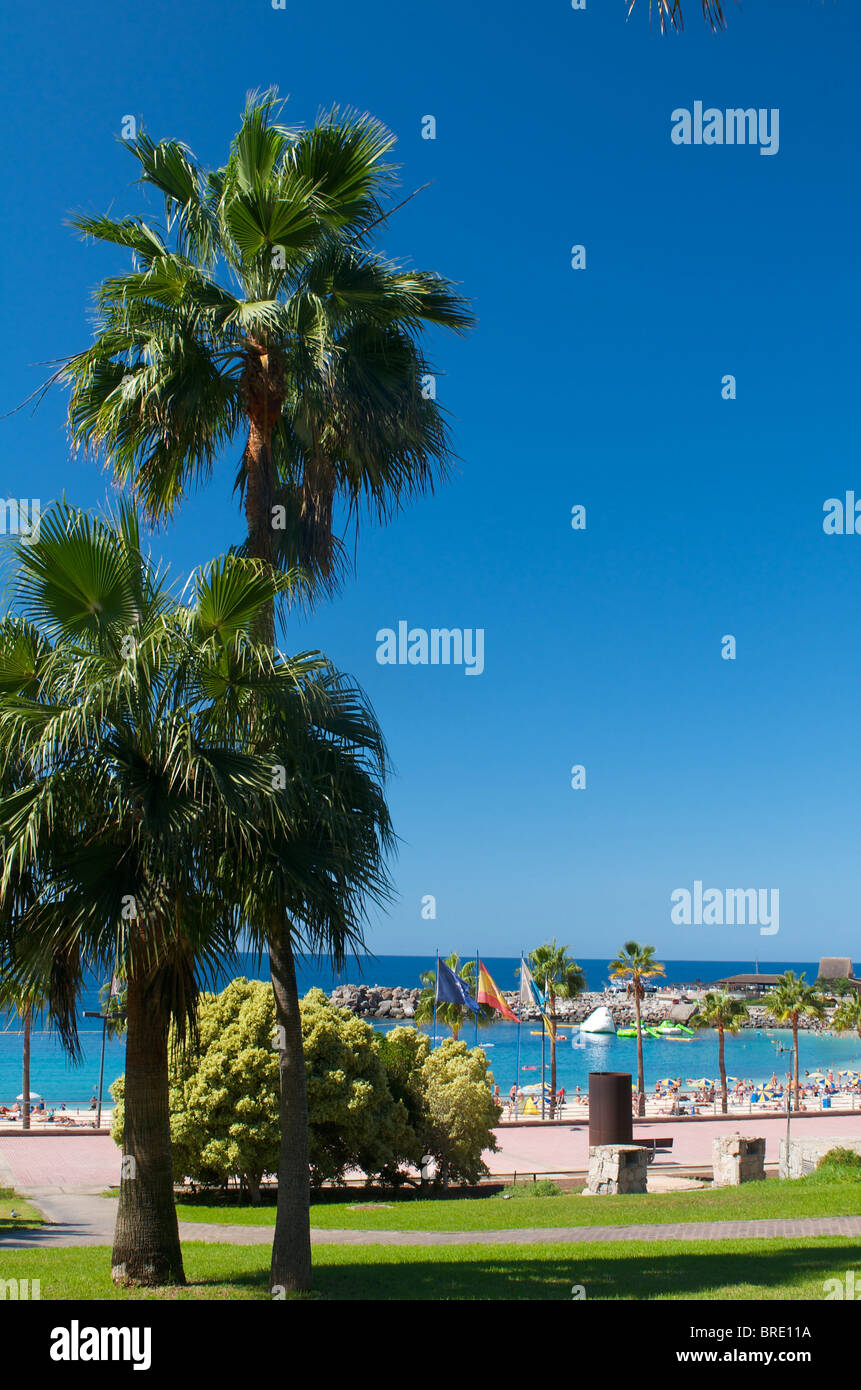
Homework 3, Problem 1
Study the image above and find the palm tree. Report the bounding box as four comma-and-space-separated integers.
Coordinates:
831, 993, 861, 1044
61, 90, 472, 1292
415, 955, 492, 1040
769, 972, 825, 1106
0, 504, 393, 1287
692, 991, 747, 1113
609, 942, 666, 1116
526, 942, 586, 1117
627, 1, 731, 31
0, 721, 50, 1134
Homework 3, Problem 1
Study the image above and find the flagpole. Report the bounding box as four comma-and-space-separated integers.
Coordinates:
541, 1020, 546, 1121
515, 956, 523, 1106
432, 951, 438, 1050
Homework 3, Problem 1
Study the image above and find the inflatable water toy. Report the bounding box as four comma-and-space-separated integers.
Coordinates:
580, 1006, 616, 1034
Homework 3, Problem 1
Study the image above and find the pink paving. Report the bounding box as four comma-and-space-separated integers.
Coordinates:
0, 1135, 120, 1192
3, 1115, 861, 1194
485, 1113, 861, 1175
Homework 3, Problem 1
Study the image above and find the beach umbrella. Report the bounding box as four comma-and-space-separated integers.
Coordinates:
16, 1093, 42, 1102
687, 1078, 713, 1087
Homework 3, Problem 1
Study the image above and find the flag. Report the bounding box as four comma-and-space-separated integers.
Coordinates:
519, 957, 544, 1010
435, 959, 480, 1013
477, 961, 518, 1021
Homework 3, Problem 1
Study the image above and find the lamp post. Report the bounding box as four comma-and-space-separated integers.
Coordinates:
82, 1007, 128, 1129
82, 1011, 107, 1128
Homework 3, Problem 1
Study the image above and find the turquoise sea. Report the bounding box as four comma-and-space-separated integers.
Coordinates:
3, 954, 857, 1106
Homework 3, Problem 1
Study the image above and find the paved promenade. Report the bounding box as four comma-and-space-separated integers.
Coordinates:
486, 1113, 861, 1175
3, 1113, 861, 1196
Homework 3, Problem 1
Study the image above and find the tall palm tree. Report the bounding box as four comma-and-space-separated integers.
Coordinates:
0, 504, 393, 1287
609, 942, 666, 1116
692, 991, 747, 1113
526, 942, 586, 1118
769, 972, 825, 1106
61, 90, 471, 1292
415, 955, 492, 1040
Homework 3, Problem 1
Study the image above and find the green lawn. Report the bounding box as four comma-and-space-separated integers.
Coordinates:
172, 1173, 861, 1231
0, 1187, 45, 1230
0, 1238, 856, 1300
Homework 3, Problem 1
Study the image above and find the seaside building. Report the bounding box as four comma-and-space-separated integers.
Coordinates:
816, 958, 860, 992
713, 972, 780, 997
714, 959, 859, 998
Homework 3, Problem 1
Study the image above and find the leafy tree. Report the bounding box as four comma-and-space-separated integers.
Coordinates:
414, 954, 492, 1040
692, 991, 748, 1113
380, 1027, 500, 1185
61, 89, 472, 1294
113, 982, 411, 1197
609, 942, 666, 1116
301, 989, 411, 1185
525, 941, 586, 1117
769, 972, 825, 1104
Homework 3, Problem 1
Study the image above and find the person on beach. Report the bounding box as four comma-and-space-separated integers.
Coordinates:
508, 1083, 517, 1118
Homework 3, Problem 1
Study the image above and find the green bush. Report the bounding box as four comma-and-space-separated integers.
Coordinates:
498, 1179, 564, 1199
379, 1028, 500, 1186
112, 982, 499, 1194
814, 1147, 861, 1178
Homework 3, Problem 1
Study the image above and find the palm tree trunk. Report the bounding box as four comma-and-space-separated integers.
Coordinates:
244, 398, 313, 1294
718, 1026, 727, 1114
21, 1007, 31, 1132
793, 1015, 799, 1107
269, 925, 312, 1294
111, 976, 184, 1286
634, 987, 645, 1117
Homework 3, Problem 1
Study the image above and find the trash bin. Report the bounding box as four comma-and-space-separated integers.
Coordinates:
589, 1072, 633, 1147
823, 1095, 831, 1109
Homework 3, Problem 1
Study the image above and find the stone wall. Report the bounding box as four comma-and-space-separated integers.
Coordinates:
779, 1136, 861, 1179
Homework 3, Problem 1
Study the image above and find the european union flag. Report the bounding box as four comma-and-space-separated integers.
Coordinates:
435, 959, 480, 1013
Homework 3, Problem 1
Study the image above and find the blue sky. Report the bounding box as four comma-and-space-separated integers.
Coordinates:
1, 0, 859, 962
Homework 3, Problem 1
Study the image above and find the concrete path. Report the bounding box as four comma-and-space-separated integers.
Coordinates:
4, 1190, 861, 1250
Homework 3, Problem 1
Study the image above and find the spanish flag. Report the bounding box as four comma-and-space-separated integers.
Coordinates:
477, 961, 518, 1021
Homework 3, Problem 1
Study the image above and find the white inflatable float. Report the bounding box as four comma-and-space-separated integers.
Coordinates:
580, 1005, 616, 1034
